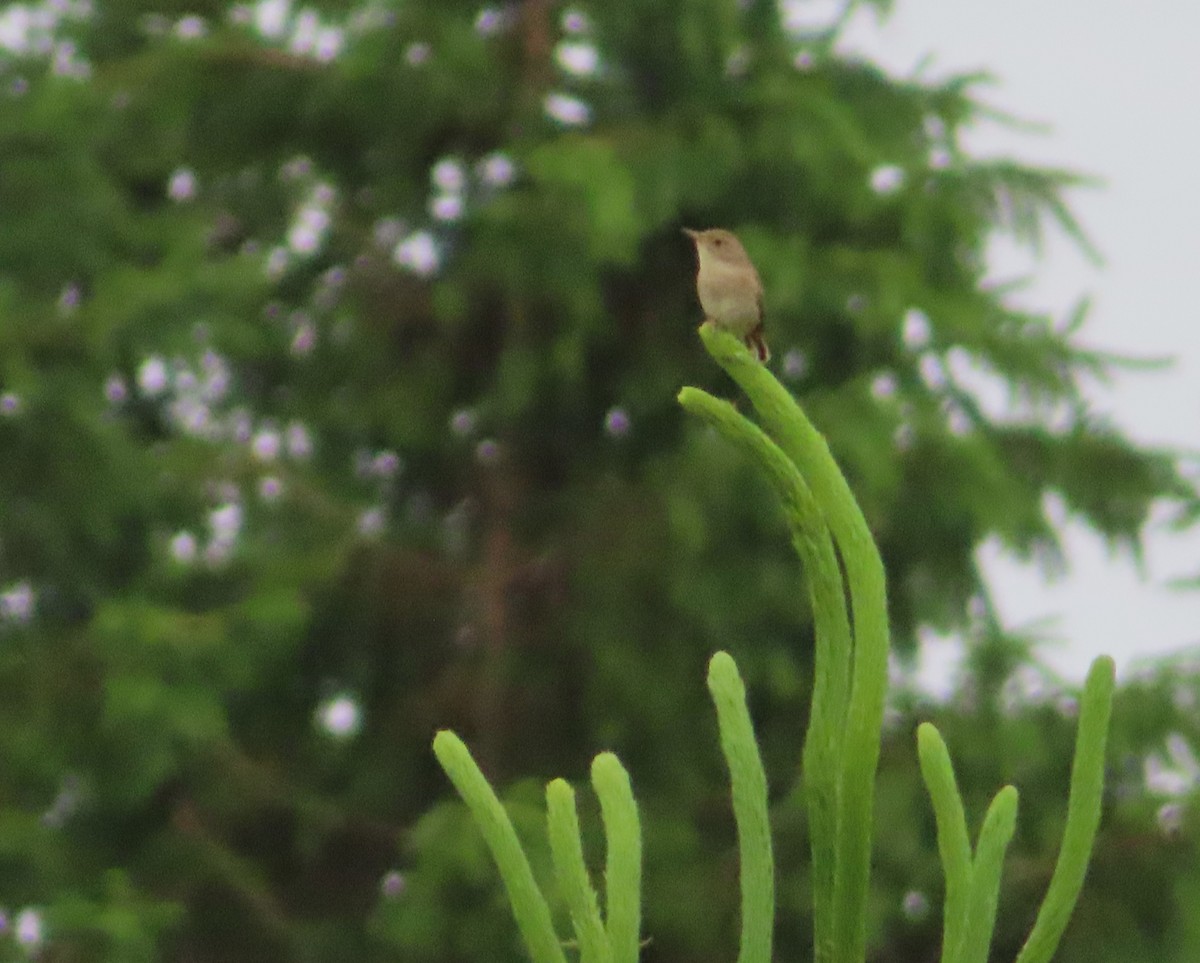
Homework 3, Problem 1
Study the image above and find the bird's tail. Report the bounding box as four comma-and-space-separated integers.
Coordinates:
746, 323, 770, 364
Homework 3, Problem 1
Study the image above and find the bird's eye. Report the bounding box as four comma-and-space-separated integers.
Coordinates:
714, 238, 723, 246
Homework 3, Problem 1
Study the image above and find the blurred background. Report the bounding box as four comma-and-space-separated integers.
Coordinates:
839, 0, 1200, 695
0, 1, 1197, 960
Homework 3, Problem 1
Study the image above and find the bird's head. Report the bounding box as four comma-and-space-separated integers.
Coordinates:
683, 228, 751, 267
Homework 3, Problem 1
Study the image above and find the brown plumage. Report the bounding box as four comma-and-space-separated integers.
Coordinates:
683, 227, 769, 363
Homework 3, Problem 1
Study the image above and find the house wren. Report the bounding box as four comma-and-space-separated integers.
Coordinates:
683, 228, 769, 363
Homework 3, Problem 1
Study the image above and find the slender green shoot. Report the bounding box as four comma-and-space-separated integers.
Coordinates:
591, 753, 642, 963
432, 731, 567, 963
959, 786, 1019, 963
546, 779, 611, 963
697, 323, 888, 963
707, 651, 775, 963
678, 386, 849, 963
916, 723, 973, 963
1014, 656, 1116, 963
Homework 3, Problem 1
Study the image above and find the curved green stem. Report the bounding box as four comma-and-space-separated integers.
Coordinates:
547, 779, 611, 963
1014, 656, 1116, 963
591, 753, 642, 963
697, 324, 888, 963
960, 786, 1019, 963
916, 723, 972, 963
708, 651, 775, 963
679, 385, 849, 963
432, 731, 567, 963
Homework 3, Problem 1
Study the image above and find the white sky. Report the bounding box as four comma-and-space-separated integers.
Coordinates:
838, 0, 1200, 692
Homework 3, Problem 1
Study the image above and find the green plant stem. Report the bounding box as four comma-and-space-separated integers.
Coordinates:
916, 723, 973, 963
697, 324, 888, 963
546, 779, 612, 963
959, 786, 1019, 963
591, 753, 642, 963
1014, 656, 1116, 963
432, 731, 567, 963
678, 386, 849, 963
708, 652, 775, 963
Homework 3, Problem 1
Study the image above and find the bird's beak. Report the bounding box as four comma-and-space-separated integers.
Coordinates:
682, 228, 699, 241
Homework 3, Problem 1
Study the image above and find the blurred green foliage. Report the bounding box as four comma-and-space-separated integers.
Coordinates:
0, 0, 1196, 960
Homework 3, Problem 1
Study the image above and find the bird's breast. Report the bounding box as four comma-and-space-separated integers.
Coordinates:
697, 260, 761, 330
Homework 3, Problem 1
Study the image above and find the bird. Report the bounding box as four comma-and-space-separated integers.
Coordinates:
683, 227, 769, 363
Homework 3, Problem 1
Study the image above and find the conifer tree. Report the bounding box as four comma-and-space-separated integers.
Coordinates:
0, 1, 1193, 959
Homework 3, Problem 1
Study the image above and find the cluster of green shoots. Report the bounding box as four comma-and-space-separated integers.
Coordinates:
433, 325, 1115, 963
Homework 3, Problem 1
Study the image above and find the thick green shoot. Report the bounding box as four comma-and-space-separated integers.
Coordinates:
916, 724, 972, 963
696, 324, 888, 963
1014, 656, 1116, 963
708, 651, 775, 963
919, 657, 1115, 963
678, 386, 848, 963
546, 779, 610, 963
432, 731, 567, 963
592, 753, 641, 963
